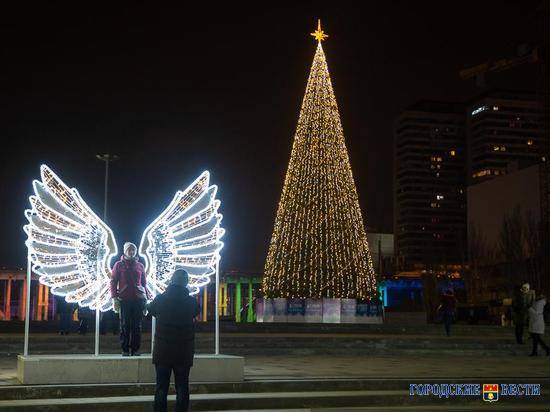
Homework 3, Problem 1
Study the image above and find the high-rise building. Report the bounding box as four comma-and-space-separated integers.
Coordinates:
467, 90, 550, 183
394, 101, 466, 269
467, 163, 549, 301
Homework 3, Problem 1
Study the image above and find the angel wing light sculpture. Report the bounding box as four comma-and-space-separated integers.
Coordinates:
24, 165, 224, 312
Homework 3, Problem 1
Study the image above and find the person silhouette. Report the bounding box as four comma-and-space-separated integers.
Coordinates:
148, 269, 199, 412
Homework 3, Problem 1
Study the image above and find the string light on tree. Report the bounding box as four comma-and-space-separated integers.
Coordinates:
263, 20, 377, 300
24, 165, 224, 311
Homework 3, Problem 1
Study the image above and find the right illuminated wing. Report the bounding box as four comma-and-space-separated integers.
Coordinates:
139, 171, 225, 297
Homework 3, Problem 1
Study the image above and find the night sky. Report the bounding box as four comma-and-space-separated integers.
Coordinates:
1, 1, 542, 272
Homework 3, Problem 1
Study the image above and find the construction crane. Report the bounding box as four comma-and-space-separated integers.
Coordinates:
459, 45, 541, 87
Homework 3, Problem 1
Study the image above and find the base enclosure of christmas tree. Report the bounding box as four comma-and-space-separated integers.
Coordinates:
256, 298, 383, 324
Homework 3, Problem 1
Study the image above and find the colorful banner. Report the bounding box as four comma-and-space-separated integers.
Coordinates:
287, 299, 305, 322
273, 298, 288, 322
341, 299, 357, 323
305, 299, 323, 323
322, 298, 341, 323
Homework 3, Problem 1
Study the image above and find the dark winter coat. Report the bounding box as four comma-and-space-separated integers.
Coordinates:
148, 284, 200, 366
441, 293, 457, 313
110, 256, 151, 301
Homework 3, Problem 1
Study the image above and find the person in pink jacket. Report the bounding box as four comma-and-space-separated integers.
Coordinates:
110, 242, 151, 356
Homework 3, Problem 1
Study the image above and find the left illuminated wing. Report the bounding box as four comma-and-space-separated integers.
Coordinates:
24, 165, 118, 311
139, 171, 224, 296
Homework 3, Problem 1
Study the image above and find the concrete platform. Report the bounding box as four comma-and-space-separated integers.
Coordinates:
17, 354, 244, 384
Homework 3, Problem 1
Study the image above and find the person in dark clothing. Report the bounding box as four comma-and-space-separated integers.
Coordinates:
512, 285, 527, 344
100, 310, 119, 335
512, 283, 536, 344
55, 295, 74, 335
439, 289, 457, 337
111, 242, 151, 356
77, 306, 91, 335
148, 269, 200, 412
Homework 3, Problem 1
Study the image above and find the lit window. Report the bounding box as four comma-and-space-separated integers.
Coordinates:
450, 150, 456, 156
435, 172, 440, 177
493, 145, 500, 151
436, 194, 444, 200
527, 139, 533, 146
542, 156, 547, 162
473, 169, 491, 178
493, 105, 499, 111
471, 106, 488, 116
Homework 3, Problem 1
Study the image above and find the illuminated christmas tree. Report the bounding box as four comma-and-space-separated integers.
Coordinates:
263, 21, 377, 299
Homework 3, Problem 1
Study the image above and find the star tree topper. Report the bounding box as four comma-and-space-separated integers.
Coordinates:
310, 19, 328, 42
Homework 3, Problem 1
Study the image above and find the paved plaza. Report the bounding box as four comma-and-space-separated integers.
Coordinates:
2, 353, 550, 386
1, 327, 549, 410
244, 354, 550, 380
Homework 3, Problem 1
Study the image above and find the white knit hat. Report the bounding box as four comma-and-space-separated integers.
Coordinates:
123, 242, 137, 254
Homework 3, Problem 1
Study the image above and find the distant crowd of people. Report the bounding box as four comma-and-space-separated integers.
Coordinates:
435, 284, 548, 358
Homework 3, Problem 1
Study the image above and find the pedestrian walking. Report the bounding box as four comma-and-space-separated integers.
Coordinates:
438, 289, 457, 337
148, 269, 199, 412
528, 294, 549, 357
514, 283, 537, 344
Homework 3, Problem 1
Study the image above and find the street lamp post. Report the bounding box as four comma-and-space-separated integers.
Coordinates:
94, 154, 119, 356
